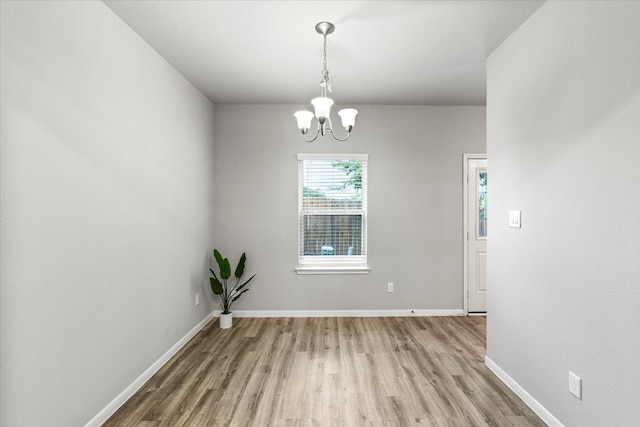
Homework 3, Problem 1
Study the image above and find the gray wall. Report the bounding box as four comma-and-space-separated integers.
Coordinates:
0, 2, 216, 425
213, 105, 485, 312
486, 1, 640, 425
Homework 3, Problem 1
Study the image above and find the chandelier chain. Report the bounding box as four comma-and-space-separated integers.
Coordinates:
321, 34, 332, 93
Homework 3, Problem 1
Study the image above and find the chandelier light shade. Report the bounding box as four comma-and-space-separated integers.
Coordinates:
338, 108, 358, 132
295, 22, 358, 142
294, 111, 314, 133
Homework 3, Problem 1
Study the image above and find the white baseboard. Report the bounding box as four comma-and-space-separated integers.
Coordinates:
485, 356, 564, 427
220, 309, 464, 318
85, 312, 215, 427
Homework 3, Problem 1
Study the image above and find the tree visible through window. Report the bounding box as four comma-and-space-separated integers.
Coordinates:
297, 154, 368, 270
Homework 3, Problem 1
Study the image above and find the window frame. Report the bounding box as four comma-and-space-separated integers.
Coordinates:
295, 153, 370, 275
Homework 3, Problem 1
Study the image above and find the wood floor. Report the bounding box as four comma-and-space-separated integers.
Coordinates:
104, 316, 544, 426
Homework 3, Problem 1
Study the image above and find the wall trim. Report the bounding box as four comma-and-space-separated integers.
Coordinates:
85, 312, 216, 427
222, 309, 464, 318
485, 356, 564, 427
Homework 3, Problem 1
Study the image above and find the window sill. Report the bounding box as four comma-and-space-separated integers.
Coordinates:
295, 265, 370, 275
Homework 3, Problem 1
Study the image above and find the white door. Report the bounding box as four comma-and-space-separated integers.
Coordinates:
465, 157, 487, 313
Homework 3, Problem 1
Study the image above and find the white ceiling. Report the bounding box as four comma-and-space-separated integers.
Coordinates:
104, 0, 545, 106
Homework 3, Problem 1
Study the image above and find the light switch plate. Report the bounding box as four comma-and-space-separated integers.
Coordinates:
509, 211, 521, 228
569, 371, 582, 399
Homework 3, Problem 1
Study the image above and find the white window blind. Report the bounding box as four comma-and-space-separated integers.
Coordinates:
297, 154, 368, 273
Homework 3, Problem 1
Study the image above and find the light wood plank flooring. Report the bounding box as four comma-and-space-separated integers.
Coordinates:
104, 316, 544, 426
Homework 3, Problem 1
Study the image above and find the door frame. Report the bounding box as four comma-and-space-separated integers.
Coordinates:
463, 153, 487, 315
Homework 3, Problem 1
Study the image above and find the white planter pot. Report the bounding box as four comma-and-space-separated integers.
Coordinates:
219, 312, 233, 329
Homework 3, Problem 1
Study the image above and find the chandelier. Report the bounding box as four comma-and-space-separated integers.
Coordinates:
294, 22, 358, 142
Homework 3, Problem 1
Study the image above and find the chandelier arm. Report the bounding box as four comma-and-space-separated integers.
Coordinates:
329, 128, 352, 142
324, 117, 350, 141
302, 128, 321, 143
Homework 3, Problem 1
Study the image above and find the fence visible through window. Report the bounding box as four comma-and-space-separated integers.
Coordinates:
302, 212, 363, 256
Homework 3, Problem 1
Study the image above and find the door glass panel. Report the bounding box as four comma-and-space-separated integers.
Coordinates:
477, 171, 487, 238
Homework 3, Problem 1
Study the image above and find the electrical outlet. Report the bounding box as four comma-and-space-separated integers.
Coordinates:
569, 371, 582, 399
195, 293, 200, 306
387, 282, 394, 293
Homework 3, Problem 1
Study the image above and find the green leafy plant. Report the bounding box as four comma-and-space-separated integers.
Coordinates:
209, 249, 256, 314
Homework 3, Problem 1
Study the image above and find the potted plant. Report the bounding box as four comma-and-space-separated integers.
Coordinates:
209, 249, 256, 329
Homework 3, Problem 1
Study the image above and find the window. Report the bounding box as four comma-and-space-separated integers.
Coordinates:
296, 154, 369, 274
477, 170, 487, 238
